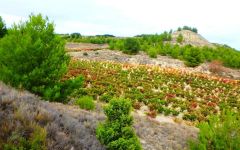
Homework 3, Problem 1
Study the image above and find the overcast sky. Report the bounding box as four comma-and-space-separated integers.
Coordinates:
1, 0, 239, 50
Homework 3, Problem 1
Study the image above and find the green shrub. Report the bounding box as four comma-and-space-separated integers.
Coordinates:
0, 14, 82, 102
96, 98, 142, 150
184, 47, 204, 67
177, 34, 184, 43
0, 16, 7, 38
75, 96, 95, 110
178, 26, 198, 33
70, 32, 81, 39
140, 43, 150, 52
123, 38, 140, 54
100, 93, 114, 103
183, 114, 197, 121
189, 110, 240, 150
42, 76, 83, 102
170, 45, 181, 59
109, 40, 115, 50
0, 14, 69, 90
147, 47, 158, 58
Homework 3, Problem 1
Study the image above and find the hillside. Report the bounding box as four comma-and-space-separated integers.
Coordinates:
67, 44, 240, 79
66, 28, 240, 71
1, 12, 240, 150
0, 82, 198, 150
171, 30, 215, 48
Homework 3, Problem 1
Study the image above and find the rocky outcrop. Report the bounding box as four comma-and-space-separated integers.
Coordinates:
171, 30, 215, 48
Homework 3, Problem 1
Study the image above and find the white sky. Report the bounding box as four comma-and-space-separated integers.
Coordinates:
0, 0, 240, 49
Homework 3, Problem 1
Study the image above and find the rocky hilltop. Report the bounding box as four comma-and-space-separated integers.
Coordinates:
171, 30, 215, 48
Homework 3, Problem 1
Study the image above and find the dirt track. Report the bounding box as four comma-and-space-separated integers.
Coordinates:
66, 43, 109, 51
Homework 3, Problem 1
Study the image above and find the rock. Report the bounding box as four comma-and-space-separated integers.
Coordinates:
171, 30, 215, 48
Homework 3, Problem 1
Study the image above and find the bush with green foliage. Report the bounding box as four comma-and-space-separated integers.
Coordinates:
0, 14, 82, 102
189, 110, 240, 150
66, 35, 113, 44
123, 38, 140, 54
96, 98, 142, 150
109, 39, 125, 50
0, 13, 69, 90
75, 96, 95, 110
42, 76, 83, 102
70, 32, 81, 39
0, 16, 7, 38
177, 33, 184, 43
183, 46, 204, 67
96, 34, 115, 37
178, 26, 198, 33
147, 47, 158, 58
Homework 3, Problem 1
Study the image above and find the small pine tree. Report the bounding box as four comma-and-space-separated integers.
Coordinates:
0, 16, 7, 38
0, 14, 81, 101
192, 28, 198, 33
96, 98, 142, 150
123, 38, 140, 54
177, 33, 184, 43
148, 47, 158, 58
70, 32, 81, 38
183, 47, 204, 67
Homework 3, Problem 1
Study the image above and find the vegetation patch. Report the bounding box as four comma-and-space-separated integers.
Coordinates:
0, 16, 7, 38
189, 110, 240, 149
0, 14, 83, 102
65, 29, 240, 69
75, 96, 95, 110
96, 98, 142, 150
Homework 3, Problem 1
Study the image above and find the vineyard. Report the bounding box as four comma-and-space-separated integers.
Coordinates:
1, 13, 240, 149
65, 59, 240, 122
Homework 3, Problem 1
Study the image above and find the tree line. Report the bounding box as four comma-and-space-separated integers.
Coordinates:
108, 33, 240, 68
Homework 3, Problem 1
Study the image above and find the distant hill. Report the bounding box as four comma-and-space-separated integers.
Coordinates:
171, 30, 215, 48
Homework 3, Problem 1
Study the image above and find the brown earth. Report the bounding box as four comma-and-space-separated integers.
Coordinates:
66, 43, 109, 52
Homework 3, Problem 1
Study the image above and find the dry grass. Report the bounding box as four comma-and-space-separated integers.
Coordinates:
209, 60, 225, 74
0, 82, 105, 150
0, 82, 198, 150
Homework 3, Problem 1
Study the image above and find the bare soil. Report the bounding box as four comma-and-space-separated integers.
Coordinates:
66, 43, 109, 52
